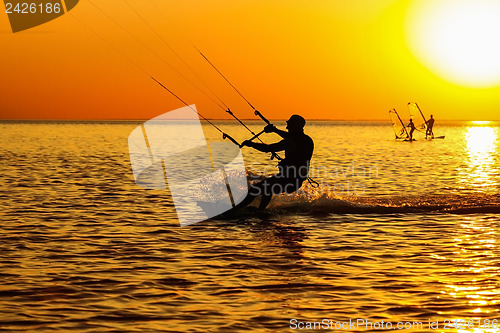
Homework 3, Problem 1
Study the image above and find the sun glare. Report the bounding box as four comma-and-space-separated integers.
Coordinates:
463, 126, 498, 191
471, 121, 492, 126
405, 0, 500, 88
466, 126, 497, 155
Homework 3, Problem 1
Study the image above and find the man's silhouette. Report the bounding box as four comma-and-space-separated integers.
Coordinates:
238, 115, 314, 210
426, 115, 435, 139
407, 118, 416, 141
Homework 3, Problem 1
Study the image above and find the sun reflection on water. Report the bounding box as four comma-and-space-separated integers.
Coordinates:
443, 216, 500, 333
462, 125, 499, 192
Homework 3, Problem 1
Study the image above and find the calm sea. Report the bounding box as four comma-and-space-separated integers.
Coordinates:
1, 120, 499, 332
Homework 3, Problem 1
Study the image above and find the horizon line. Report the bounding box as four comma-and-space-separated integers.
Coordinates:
1, 118, 497, 122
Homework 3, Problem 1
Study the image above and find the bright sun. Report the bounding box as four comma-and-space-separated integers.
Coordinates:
405, 0, 500, 88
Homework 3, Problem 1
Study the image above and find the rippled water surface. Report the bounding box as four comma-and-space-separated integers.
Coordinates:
1, 121, 499, 332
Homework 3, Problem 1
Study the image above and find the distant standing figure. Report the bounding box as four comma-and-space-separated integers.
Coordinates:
426, 115, 435, 139
407, 118, 416, 141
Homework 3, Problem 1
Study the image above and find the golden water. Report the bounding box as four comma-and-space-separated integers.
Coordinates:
1, 121, 499, 332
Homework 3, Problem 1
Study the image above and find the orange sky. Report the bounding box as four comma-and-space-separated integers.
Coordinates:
1, 0, 500, 120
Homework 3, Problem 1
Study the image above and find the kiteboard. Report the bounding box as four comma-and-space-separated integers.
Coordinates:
196, 200, 271, 220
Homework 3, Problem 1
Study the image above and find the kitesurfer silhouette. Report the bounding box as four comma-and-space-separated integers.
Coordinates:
238, 115, 314, 210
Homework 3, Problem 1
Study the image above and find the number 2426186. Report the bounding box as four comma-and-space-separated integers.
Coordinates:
5, 2, 62, 14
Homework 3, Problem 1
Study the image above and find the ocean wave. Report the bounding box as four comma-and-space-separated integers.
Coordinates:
260, 192, 500, 215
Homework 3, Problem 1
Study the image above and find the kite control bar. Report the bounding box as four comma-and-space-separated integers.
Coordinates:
254, 110, 270, 125
253, 110, 281, 160
245, 129, 266, 145
242, 110, 270, 145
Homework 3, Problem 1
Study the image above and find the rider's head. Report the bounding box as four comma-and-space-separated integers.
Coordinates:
286, 115, 306, 133
430, 115, 434, 118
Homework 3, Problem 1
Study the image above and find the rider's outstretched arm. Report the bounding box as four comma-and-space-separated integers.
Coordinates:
264, 124, 289, 139
273, 128, 289, 139
243, 140, 286, 153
